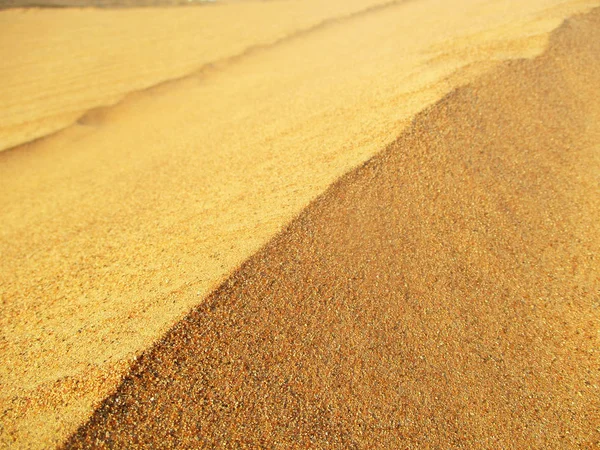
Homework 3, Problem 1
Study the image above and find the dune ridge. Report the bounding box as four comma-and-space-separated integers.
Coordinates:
0, 0, 392, 152
65, 7, 600, 448
14, 0, 407, 152
1, 0, 599, 448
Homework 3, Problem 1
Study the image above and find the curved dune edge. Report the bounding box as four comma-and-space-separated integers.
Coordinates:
2, 1, 600, 449
65, 7, 600, 448
0, 0, 394, 152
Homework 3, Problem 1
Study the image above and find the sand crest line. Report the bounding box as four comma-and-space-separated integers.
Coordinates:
2, 1, 599, 448
0, 0, 408, 154
64, 6, 600, 447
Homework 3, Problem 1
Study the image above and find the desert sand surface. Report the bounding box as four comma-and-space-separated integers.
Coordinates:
0, 0, 390, 151
1, 0, 599, 448
66, 9, 600, 448
0, 1, 216, 9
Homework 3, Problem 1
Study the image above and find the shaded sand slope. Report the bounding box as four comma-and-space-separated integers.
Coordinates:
67, 8, 600, 448
2, 0, 599, 448
0, 0, 389, 151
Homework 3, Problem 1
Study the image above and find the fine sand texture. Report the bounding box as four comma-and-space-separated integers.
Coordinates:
66, 8, 600, 448
0, 0, 390, 151
1, 0, 599, 448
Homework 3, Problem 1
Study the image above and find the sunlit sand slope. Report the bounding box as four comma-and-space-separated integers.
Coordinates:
67, 8, 600, 447
1, 0, 599, 448
0, 0, 217, 8
0, 0, 388, 151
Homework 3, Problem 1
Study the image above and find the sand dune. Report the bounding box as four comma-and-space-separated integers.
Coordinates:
0, 1, 217, 8
0, 0, 389, 151
65, 8, 600, 447
1, 0, 599, 448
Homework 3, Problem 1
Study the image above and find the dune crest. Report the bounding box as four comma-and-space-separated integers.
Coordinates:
66, 7, 600, 447
0, 0, 392, 152
1, 0, 599, 448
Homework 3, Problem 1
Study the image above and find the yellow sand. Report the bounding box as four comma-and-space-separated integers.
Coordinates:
1, 0, 599, 448
0, 0, 388, 151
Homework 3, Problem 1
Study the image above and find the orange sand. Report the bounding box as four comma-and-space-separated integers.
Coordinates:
67, 8, 600, 447
1, 0, 599, 448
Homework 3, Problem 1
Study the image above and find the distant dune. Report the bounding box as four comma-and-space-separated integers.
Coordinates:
0, 0, 216, 9
0, 0, 391, 152
1, 0, 599, 448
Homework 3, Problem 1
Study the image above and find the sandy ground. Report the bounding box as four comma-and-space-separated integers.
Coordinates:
0, 1, 217, 8
0, 0, 389, 151
1, 0, 599, 448
65, 8, 600, 447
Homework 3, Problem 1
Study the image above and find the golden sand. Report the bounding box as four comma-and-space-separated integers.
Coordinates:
1, 0, 599, 448
0, 0, 388, 151
66, 8, 600, 447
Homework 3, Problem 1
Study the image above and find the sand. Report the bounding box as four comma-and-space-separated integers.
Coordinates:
1, 0, 599, 448
0, 1, 217, 8
65, 8, 600, 447
0, 0, 389, 151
